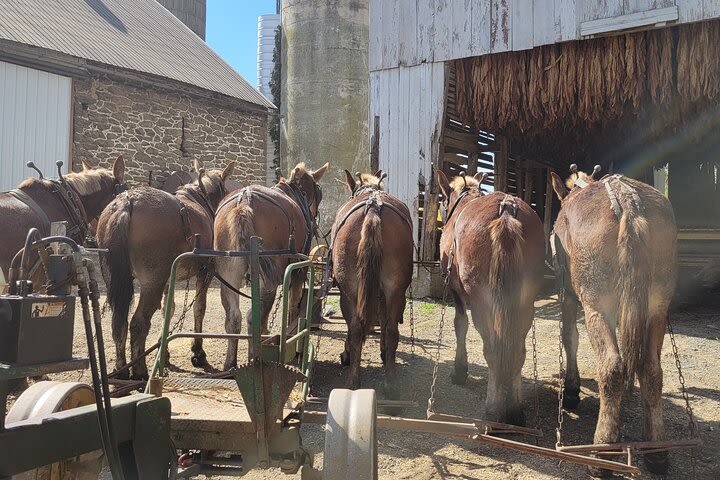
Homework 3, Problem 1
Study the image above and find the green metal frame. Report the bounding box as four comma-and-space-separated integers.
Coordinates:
146, 236, 315, 388
144, 235, 317, 475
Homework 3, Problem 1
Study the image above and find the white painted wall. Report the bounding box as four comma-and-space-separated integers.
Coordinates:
369, 62, 446, 252
370, 0, 719, 71
0, 61, 71, 191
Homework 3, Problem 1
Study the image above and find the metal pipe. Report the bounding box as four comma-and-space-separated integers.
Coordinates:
85, 258, 125, 480
78, 279, 124, 480
147, 251, 195, 384
279, 259, 313, 360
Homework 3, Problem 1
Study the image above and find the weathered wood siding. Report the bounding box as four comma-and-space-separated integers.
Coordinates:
370, 0, 720, 71
369, 62, 446, 250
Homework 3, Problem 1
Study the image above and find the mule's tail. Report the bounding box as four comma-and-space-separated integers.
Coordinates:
617, 204, 650, 385
99, 199, 134, 324
488, 210, 525, 365
226, 203, 278, 286
356, 205, 384, 339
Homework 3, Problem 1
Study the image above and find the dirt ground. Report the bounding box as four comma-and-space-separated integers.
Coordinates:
16, 284, 720, 479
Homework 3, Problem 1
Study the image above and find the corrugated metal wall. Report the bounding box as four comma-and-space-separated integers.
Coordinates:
0, 61, 71, 191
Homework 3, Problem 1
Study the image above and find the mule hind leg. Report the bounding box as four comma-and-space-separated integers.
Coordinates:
129, 282, 165, 380
584, 304, 625, 447
191, 270, 212, 368
339, 290, 356, 366
561, 296, 582, 408
381, 288, 404, 398
111, 309, 129, 379
451, 291, 470, 385
639, 305, 670, 474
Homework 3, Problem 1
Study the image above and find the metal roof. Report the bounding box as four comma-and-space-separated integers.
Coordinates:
0, 0, 274, 108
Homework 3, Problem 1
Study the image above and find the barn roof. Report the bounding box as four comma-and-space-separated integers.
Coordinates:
0, 0, 274, 109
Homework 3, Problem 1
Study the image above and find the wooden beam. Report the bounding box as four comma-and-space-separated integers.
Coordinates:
523, 162, 533, 204
543, 169, 554, 254
580, 6, 678, 38
370, 115, 380, 173
467, 152, 479, 175
495, 136, 508, 192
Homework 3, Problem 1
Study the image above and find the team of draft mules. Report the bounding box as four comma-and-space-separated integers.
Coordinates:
0, 156, 677, 474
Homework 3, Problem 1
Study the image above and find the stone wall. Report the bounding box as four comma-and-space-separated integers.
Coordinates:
72, 75, 267, 188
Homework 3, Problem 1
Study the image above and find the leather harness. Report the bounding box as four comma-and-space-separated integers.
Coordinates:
8, 176, 126, 245
321, 186, 413, 298
549, 173, 642, 302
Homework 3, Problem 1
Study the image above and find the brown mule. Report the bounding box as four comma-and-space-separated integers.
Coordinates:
213, 162, 328, 370
332, 170, 413, 396
0, 156, 126, 284
438, 172, 545, 425
97, 160, 235, 380
550, 166, 677, 475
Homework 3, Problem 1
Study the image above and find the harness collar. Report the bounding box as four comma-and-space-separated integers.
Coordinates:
443, 186, 484, 223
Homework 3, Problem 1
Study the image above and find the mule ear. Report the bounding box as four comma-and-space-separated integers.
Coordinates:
550, 172, 568, 200
222, 161, 236, 180
194, 159, 202, 175
81, 159, 93, 171
373, 169, 383, 178
112, 155, 125, 183
437, 171, 452, 199
343, 169, 356, 193
312, 162, 329, 182
473, 172, 488, 183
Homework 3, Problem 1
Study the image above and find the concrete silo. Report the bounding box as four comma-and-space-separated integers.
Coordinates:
156, 0, 207, 39
281, 0, 369, 231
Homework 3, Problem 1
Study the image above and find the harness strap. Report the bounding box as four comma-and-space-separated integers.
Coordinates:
178, 187, 216, 220
216, 184, 314, 254
498, 194, 519, 217
48, 179, 91, 242
9, 189, 52, 235
213, 269, 253, 299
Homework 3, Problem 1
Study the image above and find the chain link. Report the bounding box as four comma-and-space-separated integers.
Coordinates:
408, 283, 415, 355
531, 316, 540, 433
556, 310, 566, 448
427, 274, 449, 416
267, 288, 283, 332
667, 317, 699, 476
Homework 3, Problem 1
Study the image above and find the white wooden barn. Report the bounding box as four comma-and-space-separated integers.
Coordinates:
369, 0, 720, 285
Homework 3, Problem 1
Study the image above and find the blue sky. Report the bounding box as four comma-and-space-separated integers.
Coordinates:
206, 0, 278, 87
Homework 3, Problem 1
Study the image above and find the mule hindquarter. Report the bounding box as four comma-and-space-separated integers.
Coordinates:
333, 205, 412, 393
565, 185, 676, 460
98, 190, 211, 379
214, 190, 306, 369
451, 194, 544, 425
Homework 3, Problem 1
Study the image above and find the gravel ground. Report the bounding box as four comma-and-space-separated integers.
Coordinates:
10, 284, 720, 479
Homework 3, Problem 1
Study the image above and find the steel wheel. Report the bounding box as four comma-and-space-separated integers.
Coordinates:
8, 381, 104, 480
322, 389, 377, 480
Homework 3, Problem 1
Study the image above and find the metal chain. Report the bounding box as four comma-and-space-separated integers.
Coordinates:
169, 279, 193, 335
407, 282, 415, 355
267, 288, 283, 332
427, 274, 449, 416
667, 319, 698, 437
667, 317, 699, 476
556, 312, 566, 448
531, 316, 540, 433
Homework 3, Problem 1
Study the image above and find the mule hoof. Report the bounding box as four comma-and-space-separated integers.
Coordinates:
562, 391, 581, 410
501, 409, 526, 427
340, 351, 350, 366
450, 367, 468, 385
130, 372, 149, 382
191, 352, 208, 368
644, 451, 670, 475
